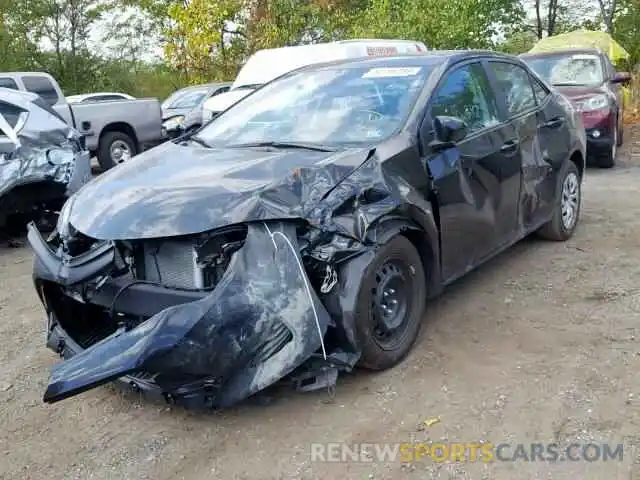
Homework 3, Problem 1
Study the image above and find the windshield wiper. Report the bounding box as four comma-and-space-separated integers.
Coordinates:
552, 82, 589, 87
184, 136, 212, 148
227, 141, 337, 152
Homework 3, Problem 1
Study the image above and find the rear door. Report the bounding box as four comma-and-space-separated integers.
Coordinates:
487, 60, 564, 231
422, 60, 521, 282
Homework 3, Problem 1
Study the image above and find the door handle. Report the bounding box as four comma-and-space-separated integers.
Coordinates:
500, 139, 519, 154
540, 117, 565, 129
460, 154, 474, 170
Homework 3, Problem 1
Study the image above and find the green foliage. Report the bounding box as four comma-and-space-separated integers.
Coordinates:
0, 0, 639, 102
613, 0, 640, 66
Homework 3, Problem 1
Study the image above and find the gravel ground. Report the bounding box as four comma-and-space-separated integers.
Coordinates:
1, 128, 640, 479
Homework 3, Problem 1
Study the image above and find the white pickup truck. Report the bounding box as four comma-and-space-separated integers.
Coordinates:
0, 72, 163, 170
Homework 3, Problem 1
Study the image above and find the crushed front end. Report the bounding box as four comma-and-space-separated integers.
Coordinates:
30, 220, 360, 408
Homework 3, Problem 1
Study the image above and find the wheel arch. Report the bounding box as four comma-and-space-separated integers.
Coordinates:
98, 122, 139, 152
569, 149, 585, 179
365, 208, 442, 298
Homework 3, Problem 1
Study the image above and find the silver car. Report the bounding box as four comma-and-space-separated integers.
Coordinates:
162, 82, 231, 138
0, 88, 91, 231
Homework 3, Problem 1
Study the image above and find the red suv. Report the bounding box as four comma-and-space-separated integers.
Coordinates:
521, 48, 631, 168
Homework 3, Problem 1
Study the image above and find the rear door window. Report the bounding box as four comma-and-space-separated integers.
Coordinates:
530, 76, 550, 105
21, 75, 60, 106
0, 78, 19, 90
489, 62, 537, 117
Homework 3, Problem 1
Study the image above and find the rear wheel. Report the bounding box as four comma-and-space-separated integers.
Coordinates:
598, 120, 618, 169
98, 131, 136, 170
537, 161, 581, 241
355, 235, 427, 370
617, 122, 624, 146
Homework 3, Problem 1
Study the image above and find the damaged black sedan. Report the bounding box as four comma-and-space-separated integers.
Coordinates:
29, 51, 586, 409
1, 88, 91, 234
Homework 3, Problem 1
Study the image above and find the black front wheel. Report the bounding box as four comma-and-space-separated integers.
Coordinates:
354, 235, 427, 370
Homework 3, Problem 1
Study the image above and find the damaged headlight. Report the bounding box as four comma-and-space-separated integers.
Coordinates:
56, 195, 75, 238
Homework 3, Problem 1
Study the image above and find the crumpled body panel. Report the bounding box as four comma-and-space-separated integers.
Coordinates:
40, 222, 331, 407
0, 92, 91, 227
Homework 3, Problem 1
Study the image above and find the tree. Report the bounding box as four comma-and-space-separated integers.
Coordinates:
163, 0, 245, 83
612, 0, 640, 65
349, 0, 523, 50
597, 0, 618, 34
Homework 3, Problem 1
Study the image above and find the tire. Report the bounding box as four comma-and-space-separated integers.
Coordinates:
354, 235, 427, 370
617, 121, 624, 147
537, 161, 581, 241
597, 126, 618, 168
97, 131, 136, 170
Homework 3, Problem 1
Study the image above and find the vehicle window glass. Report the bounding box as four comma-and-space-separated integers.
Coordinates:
0, 78, 18, 90
530, 76, 549, 105
21, 76, 59, 106
490, 62, 537, 117
0, 101, 24, 129
430, 63, 501, 133
605, 57, 615, 80
164, 90, 208, 109
525, 54, 604, 87
82, 95, 123, 102
197, 65, 432, 147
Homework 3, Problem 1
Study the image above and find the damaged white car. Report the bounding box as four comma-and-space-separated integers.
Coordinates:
0, 88, 92, 234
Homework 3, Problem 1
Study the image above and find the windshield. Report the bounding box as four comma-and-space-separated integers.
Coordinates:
163, 89, 208, 109
525, 54, 604, 86
196, 65, 430, 147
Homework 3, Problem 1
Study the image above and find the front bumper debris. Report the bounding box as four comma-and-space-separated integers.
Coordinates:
31, 222, 345, 408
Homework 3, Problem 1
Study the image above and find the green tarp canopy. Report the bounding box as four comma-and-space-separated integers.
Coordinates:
528, 29, 630, 64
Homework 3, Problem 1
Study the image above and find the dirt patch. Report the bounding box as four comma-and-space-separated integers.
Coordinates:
2, 128, 640, 479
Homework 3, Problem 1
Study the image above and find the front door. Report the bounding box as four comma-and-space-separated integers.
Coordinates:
423, 61, 522, 283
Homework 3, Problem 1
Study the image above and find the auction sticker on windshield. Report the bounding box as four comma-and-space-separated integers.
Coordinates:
362, 67, 422, 78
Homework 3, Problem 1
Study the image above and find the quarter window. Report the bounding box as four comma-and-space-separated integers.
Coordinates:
490, 62, 537, 117
430, 63, 500, 133
0, 102, 24, 129
21, 75, 60, 106
0, 78, 18, 90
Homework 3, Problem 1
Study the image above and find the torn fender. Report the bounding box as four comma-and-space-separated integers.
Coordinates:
44, 222, 331, 407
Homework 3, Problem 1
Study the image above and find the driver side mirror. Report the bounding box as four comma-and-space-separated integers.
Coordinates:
429, 115, 468, 151
613, 72, 632, 84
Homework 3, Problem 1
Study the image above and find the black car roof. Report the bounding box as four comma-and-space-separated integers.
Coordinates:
288, 50, 525, 75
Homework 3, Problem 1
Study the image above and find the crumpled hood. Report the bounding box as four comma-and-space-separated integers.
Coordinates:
67, 140, 372, 240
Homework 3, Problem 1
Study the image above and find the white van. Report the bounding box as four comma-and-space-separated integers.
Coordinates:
201, 39, 427, 122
